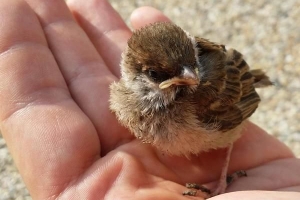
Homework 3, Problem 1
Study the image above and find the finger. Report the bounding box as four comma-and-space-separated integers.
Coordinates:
24, 0, 132, 154
210, 191, 300, 200
130, 6, 171, 30
0, 0, 99, 198
67, 0, 132, 77
227, 158, 300, 192
230, 121, 294, 169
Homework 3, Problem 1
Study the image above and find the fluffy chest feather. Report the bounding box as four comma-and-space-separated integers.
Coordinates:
110, 80, 243, 156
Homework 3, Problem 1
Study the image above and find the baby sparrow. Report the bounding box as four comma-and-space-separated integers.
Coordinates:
109, 22, 271, 197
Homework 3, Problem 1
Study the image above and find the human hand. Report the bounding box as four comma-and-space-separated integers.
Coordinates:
0, 0, 299, 199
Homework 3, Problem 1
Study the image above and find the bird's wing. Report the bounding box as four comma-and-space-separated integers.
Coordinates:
194, 37, 270, 131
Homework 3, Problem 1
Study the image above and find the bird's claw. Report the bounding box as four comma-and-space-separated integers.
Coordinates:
182, 183, 211, 197
226, 170, 247, 185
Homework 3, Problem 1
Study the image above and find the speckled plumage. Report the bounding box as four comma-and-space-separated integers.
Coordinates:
109, 22, 271, 157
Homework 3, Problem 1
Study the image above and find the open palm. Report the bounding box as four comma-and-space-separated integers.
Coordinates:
0, 0, 299, 199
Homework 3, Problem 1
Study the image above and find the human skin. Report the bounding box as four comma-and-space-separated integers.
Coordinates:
0, 0, 299, 199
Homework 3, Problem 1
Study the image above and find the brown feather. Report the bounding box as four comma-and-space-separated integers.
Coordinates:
110, 22, 271, 156
194, 42, 271, 132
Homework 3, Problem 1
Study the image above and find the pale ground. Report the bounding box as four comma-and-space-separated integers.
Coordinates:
0, 0, 299, 199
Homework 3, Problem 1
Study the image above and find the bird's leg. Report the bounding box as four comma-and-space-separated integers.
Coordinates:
182, 145, 233, 197
210, 143, 233, 196
182, 144, 247, 198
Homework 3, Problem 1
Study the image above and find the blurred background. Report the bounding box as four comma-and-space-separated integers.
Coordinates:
1, 0, 299, 199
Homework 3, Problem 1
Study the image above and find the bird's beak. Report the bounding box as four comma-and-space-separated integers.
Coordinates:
159, 66, 199, 89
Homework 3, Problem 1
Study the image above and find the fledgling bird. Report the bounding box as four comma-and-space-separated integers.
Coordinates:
109, 22, 272, 197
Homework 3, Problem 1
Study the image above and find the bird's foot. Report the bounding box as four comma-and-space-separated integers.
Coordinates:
211, 170, 247, 196
182, 183, 211, 198
226, 170, 247, 185
182, 170, 247, 198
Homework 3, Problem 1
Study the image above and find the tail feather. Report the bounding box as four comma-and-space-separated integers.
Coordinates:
250, 69, 273, 88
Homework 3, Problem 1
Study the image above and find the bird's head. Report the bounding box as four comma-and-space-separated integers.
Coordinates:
121, 22, 200, 107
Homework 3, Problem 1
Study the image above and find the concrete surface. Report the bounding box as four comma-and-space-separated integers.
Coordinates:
0, 0, 299, 199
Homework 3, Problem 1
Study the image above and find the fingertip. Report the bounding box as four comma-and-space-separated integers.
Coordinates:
130, 6, 171, 30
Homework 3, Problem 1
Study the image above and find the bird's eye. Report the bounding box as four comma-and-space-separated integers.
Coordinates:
147, 69, 170, 83
148, 70, 158, 79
